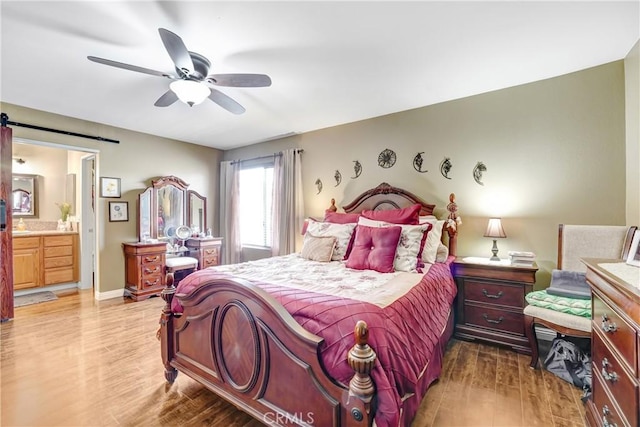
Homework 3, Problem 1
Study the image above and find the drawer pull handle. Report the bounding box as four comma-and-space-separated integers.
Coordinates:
482, 314, 504, 325
144, 279, 160, 286
482, 289, 504, 299
144, 266, 160, 274
601, 314, 618, 333
144, 256, 159, 263
601, 405, 617, 427
601, 358, 619, 382
205, 249, 216, 255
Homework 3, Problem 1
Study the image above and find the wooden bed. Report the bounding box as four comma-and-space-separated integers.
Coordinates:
158, 182, 459, 426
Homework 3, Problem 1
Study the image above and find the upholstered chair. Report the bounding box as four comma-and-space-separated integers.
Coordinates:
523, 224, 637, 369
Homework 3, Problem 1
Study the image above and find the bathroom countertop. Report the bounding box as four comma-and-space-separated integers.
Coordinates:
12, 230, 79, 237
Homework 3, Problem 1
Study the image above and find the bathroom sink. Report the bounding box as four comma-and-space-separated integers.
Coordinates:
13, 230, 32, 235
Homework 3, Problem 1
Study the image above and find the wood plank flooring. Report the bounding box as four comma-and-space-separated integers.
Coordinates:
0, 290, 586, 426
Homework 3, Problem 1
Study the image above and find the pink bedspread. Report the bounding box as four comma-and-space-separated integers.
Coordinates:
172, 258, 457, 427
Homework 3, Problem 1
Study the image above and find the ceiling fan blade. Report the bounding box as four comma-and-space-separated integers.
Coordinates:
208, 89, 245, 115
158, 28, 194, 77
208, 74, 272, 87
154, 90, 179, 107
87, 56, 174, 78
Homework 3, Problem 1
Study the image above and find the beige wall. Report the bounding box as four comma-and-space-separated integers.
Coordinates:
225, 61, 627, 288
625, 40, 640, 225
1, 102, 223, 295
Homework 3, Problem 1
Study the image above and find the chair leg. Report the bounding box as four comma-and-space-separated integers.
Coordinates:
523, 314, 539, 369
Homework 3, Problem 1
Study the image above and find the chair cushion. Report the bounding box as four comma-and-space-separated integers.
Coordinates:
166, 257, 198, 269
525, 290, 591, 318
523, 305, 592, 333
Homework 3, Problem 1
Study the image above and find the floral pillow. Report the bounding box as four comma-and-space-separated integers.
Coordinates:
305, 219, 357, 261
358, 217, 431, 272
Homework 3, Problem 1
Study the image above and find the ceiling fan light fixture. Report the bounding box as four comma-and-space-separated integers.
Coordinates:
169, 80, 210, 106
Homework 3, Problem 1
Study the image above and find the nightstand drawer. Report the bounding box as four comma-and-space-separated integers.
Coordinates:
464, 280, 524, 308
464, 303, 524, 335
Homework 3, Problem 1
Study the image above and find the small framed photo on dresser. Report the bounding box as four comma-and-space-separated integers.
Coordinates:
626, 231, 640, 267
108, 201, 128, 222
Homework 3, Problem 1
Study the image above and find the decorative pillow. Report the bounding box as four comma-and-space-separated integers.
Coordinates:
435, 243, 449, 263
324, 211, 360, 224
305, 219, 356, 261
346, 225, 402, 273
358, 217, 431, 272
420, 219, 446, 264
361, 204, 422, 225
301, 233, 336, 262
300, 217, 320, 235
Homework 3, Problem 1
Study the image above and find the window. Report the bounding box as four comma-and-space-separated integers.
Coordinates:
239, 165, 274, 247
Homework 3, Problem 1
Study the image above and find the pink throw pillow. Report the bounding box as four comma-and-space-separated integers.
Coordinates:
361, 204, 421, 225
324, 211, 360, 224
346, 225, 402, 273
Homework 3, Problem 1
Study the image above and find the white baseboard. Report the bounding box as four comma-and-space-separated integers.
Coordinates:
95, 288, 125, 301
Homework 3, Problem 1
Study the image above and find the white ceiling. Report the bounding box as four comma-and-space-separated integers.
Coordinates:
1, 1, 638, 150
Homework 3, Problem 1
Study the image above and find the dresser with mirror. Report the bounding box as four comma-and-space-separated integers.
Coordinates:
123, 175, 222, 301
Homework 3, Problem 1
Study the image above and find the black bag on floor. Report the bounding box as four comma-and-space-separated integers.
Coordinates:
544, 338, 592, 400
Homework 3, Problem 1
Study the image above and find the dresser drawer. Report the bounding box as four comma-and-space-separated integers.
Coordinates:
464, 280, 524, 308
141, 254, 163, 264
44, 235, 74, 246
44, 256, 73, 269
593, 294, 637, 376
44, 246, 72, 258
202, 255, 219, 268
593, 371, 630, 427
593, 329, 638, 427
141, 263, 163, 276
464, 303, 523, 335
142, 275, 163, 289
13, 236, 40, 249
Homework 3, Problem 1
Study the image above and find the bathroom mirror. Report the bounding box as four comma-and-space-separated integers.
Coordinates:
12, 174, 38, 217
187, 190, 207, 234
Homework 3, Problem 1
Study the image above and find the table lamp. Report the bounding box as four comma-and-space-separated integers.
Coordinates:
484, 218, 506, 261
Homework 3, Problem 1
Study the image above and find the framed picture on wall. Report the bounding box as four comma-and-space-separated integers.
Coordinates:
108, 201, 128, 222
626, 231, 640, 267
100, 177, 121, 198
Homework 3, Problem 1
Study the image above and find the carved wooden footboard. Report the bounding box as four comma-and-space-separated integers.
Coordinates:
159, 274, 377, 426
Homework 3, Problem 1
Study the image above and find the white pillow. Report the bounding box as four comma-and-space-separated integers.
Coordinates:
358, 217, 430, 272
305, 219, 356, 261
436, 242, 449, 263
420, 218, 446, 264
301, 233, 336, 262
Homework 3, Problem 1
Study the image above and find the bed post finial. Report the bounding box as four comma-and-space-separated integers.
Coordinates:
159, 272, 178, 382
445, 193, 461, 256
347, 321, 376, 404
328, 198, 337, 212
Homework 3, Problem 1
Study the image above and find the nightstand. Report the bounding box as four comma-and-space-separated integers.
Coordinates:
452, 257, 538, 354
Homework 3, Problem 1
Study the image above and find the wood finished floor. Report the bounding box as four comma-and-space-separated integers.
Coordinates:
1, 290, 586, 427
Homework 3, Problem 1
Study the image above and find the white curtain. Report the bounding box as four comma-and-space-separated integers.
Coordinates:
219, 160, 241, 264
271, 149, 304, 256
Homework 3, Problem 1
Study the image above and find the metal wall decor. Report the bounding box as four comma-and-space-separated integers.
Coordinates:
315, 178, 323, 194
352, 160, 362, 179
378, 148, 396, 169
412, 152, 428, 173
473, 161, 487, 186
440, 157, 452, 179
334, 170, 342, 187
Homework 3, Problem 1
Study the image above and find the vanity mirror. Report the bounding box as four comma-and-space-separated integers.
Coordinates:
12, 174, 38, 217
187, 190, 207, 235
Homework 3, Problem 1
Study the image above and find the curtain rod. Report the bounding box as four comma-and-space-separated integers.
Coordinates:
0, 113, 120, 144
230, 149, 304, 165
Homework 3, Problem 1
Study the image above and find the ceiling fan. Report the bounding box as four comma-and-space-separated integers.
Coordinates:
88, 28, 271, 114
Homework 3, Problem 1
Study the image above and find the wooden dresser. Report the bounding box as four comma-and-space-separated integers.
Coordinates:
122, 242, 167, 301
453, 257, 538, 354
13, 232, 79, 289
584, 258, 640, 427
186, 237, 223, 270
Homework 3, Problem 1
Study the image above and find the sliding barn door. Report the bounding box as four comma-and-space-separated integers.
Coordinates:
0, 124, 14, 321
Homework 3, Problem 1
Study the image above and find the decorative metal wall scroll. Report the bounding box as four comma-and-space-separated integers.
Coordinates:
412, 152, 428, 173
334, 170, 342, 187
315, 178, 323, 194
352, 160, 362, 179
473, 161, 486, 186
378, 148, 396, 169
440, 157, 452, 179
